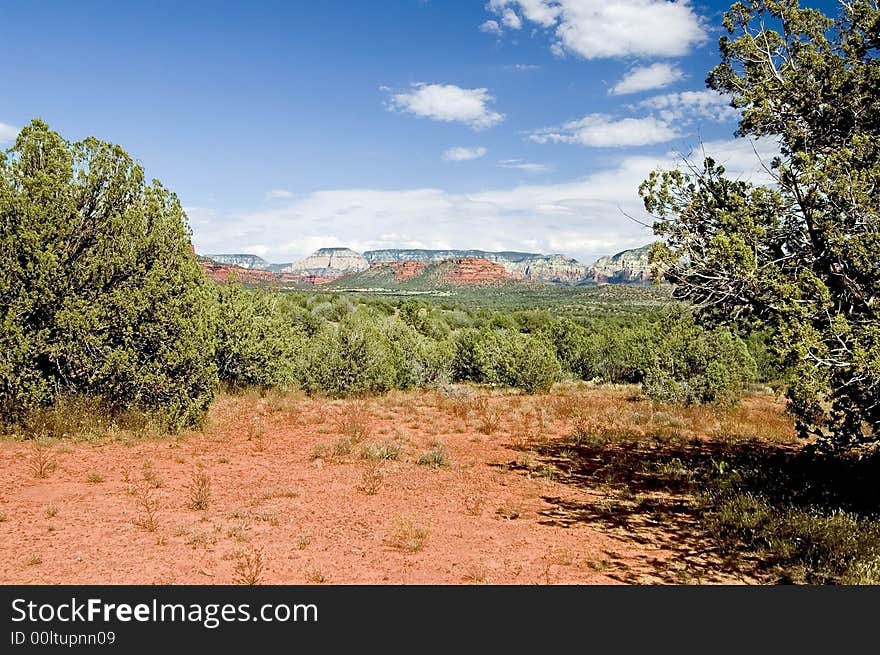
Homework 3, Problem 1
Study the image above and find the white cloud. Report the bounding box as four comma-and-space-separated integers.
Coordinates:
529, 114, 680, 147
485, 0, 706, 59
442, 146, 488, 162
506, 63, 540, 71
386, 83, 504, 130
610, 63, 684, 96
489, 0, 558, 27
265, 189, 294, 201
479, 20, 502, 34
0, 122, 20, 144
497, 159, 551, 173
636, 90, 739, 124
501, 8, 523, 29
188, 137, 778, 266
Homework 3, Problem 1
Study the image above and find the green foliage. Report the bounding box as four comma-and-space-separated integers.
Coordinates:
214, 284, 306, 388
0, 120, 217, 430
304, 312, 398, 395
452, 327, 561, 393
643, 311, 757, 405
641, 0, 880, 450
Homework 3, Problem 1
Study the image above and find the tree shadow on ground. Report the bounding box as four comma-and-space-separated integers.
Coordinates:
500, 434, 880, 584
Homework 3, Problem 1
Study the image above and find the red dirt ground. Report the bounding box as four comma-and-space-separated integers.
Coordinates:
0, 386, 795, 585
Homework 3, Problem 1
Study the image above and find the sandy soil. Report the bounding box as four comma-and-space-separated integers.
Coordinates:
0, 386, 794, 584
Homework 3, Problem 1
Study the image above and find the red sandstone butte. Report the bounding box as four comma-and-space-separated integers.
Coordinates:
200, 260, 279, 284
386, 261, 429, 281
442, 258, 514, 284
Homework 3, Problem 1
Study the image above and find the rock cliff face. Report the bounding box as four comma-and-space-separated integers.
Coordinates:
282, 248, 369, 282
363, 249, 587, 283
385, 261, 429, 281
198, 257, 280, 284
204, 254, 269, 270
583, 244, 652, 284
440, 258, 515, 284
197, 243, 656, 286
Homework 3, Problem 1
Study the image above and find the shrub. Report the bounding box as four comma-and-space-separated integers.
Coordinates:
303, 312, 397, 395
645, 311, 756, 405
384, 319, 453, 389
509, 333, 561, 394
0, 120, 216, 430
452, 327, 560, 393
214, 284, 306, 388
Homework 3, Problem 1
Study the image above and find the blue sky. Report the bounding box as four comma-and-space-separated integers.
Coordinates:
1, 0, 837, 264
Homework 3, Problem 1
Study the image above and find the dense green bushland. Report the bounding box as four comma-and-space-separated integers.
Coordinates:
0, 122, 763, 435
0, 120, 216, 431
211, 284, 761, 403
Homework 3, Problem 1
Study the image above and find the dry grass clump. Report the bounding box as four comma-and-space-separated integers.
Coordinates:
17, 395, 160, 442
85, 470, 105, 484
188, 466, 211, 511
133, 485, 160, 532
27, 442, 56, 479
337, 402, 373, 444
389, 516, 429, 553
358, 462, 384, 495
417, 442, 450, 469
360, 439, 402, 461
475, 399, 502, 435
303, 565, 328, 584
233, 548, 265, 585
462, 560, 489, 583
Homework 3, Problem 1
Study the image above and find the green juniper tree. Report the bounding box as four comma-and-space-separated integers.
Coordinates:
0, 120, 217, 430
641, 0, 879, 450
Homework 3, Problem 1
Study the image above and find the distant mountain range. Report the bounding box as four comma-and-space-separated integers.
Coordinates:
201, 244, 654, 286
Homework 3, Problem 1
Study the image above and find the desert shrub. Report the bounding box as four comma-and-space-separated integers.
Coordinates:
644, 311, 756, 405
512, 310, 552, 333
545, 318, 590, 377
509, 333, 562, 394
214, 284, 306, 388
577, 323, 657, 384
386, 319, 453, 388
744, 330, 783, 384
451, 328, 516, 386
398, 299, 430, 333
452, 327, 560, 393
0, 120, 217, 430
303, 312, 397, 395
